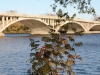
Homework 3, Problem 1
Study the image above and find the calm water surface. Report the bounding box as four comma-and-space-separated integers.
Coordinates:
0, 34, 100, 75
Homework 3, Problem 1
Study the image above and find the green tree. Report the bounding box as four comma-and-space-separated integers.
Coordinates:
28, 0, 95, 75
6, 10, 17, 13
3, 22, 30, 33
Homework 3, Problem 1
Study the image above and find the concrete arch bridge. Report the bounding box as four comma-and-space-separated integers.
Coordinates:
0, 13, 100, 36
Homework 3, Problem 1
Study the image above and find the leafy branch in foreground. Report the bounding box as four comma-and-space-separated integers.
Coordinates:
27, 26, 83, 75
52, 0, 95, 15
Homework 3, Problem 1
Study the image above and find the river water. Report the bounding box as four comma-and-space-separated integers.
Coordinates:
0, 34, 100, 75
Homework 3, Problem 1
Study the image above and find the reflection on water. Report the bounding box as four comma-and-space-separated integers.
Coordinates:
0, 34, 100, 75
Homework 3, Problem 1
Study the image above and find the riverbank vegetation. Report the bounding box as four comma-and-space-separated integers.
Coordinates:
3, 22, 31, 34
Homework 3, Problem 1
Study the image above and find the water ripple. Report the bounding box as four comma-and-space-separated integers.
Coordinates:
0, 34, 100, 75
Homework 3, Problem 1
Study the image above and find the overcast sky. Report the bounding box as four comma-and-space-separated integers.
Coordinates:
0, 0, 100, 20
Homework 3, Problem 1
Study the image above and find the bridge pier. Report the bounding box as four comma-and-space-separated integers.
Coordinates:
0, 32, 4, 36
2, 16, 5, 28
6, 17, 8, 24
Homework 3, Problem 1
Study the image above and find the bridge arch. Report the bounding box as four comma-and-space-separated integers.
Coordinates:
1, 18, 49, 34
89, 24, 100, 31
55, 21, 86, 33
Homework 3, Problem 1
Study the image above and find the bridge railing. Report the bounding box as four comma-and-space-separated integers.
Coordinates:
0, 13, 59, 19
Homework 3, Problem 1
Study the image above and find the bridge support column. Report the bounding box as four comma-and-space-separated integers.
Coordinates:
6, 17, 8, 24
84, 29, 90, 34
46, 19, 48, 24
2, 16, 5, 28
53, 19, 55, 29
0, 32, 4, 36
10, 17, 12, 22
48, 19, 50, 25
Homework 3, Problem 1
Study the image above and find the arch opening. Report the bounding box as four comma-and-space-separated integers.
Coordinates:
58, 23, 85, 33
3, 19, 50, 35
89, 25, 100, 31
3, 22, 31, 34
